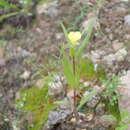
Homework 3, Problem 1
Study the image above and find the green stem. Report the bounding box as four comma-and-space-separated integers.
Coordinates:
72, 55, 77, 116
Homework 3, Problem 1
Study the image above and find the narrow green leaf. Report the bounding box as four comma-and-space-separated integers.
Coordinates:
54, 100, 68, 105
0, 11, 20, 22
77, 17, 96, 57
0, 1, 16, 8
77, 89, 97, 110
101, 115, 117, 122
61, 23, 72, 46
62, 51, 75, 87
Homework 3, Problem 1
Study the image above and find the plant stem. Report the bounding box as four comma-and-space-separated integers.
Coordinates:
72, 55, 77, 116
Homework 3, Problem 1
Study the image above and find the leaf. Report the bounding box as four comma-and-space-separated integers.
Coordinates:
0, 1, 16, 8
77, 89, 98, 110
101, 115, 117, 122
31, 104, 57, 130
77, 17, 96, 57
19, 86, 49, 111
116, 122, 128, 130
79, 58, 96, 80
61, 23, 72, 47
62, 51, 75, 88
0, 11, 19, 22
54, 100, 68, 105
0, 40, 6, 46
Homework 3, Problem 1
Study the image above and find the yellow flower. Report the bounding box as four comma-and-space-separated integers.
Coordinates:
68, 31, 81, 46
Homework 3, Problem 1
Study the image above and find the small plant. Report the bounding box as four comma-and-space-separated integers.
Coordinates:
16, 15, 96, 129
16, 83, 58, 130
116, 109, 130, 130
101, 110, 130, 130
102, 74, 121, 106
61, 16, 96, 116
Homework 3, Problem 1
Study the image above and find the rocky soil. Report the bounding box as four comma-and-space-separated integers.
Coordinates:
1, 0, 130, 129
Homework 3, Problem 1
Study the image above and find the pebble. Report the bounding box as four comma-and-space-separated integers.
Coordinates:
37, 1, 59, 18
83, 87, 101, 109
35, 79, 45, 88
96, 103, 105, 116
115, 48, 127, 61
17, 48, 32, 57
99, 115, 117, 128
87, 95, 100, 108
121, 0, 129, 2
108, 33, 113, 40
86, 112, 94, 121
0, 58, 6, 67
80, 0, 93, 5
103, 48, 127, 64
83, 81, 92, 87
55, 33, 64, 40
90, 50, 101, 63
82, 17, 99, 33
103, 54, 116, 65
124, 15, 130, 26
46, 98, 72, 127
47, 7, 59, 18
20, 71, 31, 80
112, 40, 124, 51
48, 75, 64, 97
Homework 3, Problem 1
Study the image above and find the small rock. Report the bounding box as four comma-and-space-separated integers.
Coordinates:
35, 79, 45, 88
15, 91, 20, 100
96, 103, 105, 116
47, 7, 59, 18
124, 15, 130, 26
70, 117, 76, 123
48, 81, 63, 96
83, 88, 101, 109
46, 99, 72, 128
55, 33, 63, 40
86, 112, 94, 121
80, 0, 92, 5
82, 17, 99, 33
48, 75, 64, 97
17, 48, 32, 58
20, 71, 31, 80
83, 81, 92, 87
124, 34, 130, 40
8, 89, 14, 99
99, 115, 117, 128
102, 54, 116, 65
112, 40, 124, 51
36, 4, 48, 15
35, 28, 42, 34
37, 1, 59, 18
108, 33, 113, 40
90, 50, 101, 63
87, 95, 100, 108
0, 58, 6, 67
121, 0, 129, 2
105, 28, 111, 33
115, 48, 127, 61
